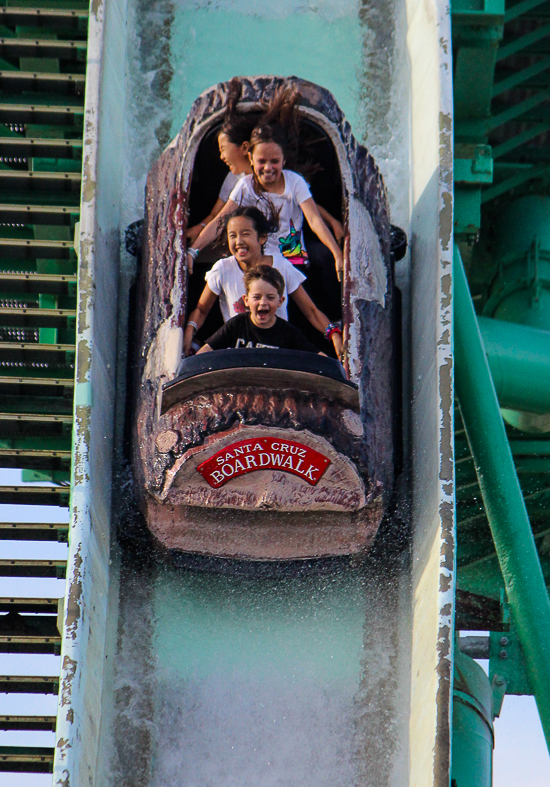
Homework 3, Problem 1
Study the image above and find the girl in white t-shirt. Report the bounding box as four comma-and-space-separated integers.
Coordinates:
186, 79, 254, 244
187, 85, 344, 278
184, 207, 343, 358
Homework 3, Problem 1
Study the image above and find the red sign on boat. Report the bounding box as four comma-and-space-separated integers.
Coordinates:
197, 437, 331, 488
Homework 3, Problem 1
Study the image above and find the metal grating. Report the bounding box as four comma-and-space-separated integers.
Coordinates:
0, 0, 88, 775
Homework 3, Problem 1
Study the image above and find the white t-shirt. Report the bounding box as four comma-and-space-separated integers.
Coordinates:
205, 254, 306, 322
228, 170, 312, 263
218, 171, 244, 203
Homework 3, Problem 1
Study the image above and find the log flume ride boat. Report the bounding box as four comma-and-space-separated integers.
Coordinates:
132, 76, 398, 561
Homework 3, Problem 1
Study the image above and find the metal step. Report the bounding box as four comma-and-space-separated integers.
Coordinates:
0, 137, 82, 158
0, 6, 88, 34
0, 675, 59, 694
0, 715, 56, 731
0, 374, 74, 388
0, 485, 69, 505
0, 606, 61, 654
0, 522, 68, 541
0, 70, 85, 96
0, 635, 61, 654
0, 101, 84, 129
0, 203, 79, 225
0, 598, 59, 613
0, 38, 87, 61
0, 306, 76, 328
0, 746, 54, 773
0, 272, 77, 295
0, 340, 75, 364
0, 447, 71, 471
0, 559, 66, 578
0, 170, 81, 195
0, 240, 75, 259
0, 411, 72, 422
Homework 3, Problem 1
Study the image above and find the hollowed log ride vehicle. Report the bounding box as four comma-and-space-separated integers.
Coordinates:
133, 76, 396, 562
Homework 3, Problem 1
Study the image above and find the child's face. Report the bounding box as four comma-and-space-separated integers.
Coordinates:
218, 133, 249, 174
250, 142, 285, 188
243, 278, 284, 328
227, 216, 266, 266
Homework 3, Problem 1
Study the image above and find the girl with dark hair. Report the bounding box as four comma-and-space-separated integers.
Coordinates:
183, 206, 343, 358
186, 82, 344, 282
186, 78, 255, 243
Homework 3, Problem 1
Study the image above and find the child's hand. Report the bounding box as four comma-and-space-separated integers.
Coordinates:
334, 249, 344, 281
186, 225, 202, 244
332, 331, 343, 360
183, 326, 195, 356
330, 218, 344, 242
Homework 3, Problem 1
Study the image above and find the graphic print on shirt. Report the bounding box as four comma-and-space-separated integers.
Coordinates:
232, 295, 247, 314
279, 220, 308, 265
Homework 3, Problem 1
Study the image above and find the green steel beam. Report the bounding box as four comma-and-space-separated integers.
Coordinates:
504, 0, 550, 22
454, 245, 550, 752
492, 123, 550, 158
478, 316, 550, 412
497, 23, 550, 60
492, 56, 550, 97
481, 164, 550, 202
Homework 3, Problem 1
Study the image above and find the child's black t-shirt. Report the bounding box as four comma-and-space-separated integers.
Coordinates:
206, 314, 319, 353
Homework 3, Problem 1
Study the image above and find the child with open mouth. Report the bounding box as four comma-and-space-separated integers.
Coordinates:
197, 265, 323, 354
184, 206, 342, 359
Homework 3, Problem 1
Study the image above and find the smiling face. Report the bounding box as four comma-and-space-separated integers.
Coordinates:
250, 142, 285, 190
218, 132, 250, 174
243, 278, 284, 329
226, 215, 266, 268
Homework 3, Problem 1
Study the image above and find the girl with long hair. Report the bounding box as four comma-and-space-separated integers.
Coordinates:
184, 206, 343, 359
186, 82, 344, 284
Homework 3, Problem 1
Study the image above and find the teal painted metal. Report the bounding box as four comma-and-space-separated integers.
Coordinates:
454, 244, 550, 752
485, 196, 550, 332
478, 316, 550, 413
451, 649, 493, 787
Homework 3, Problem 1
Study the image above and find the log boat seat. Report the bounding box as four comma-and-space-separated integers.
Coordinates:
161, 348, 359, 414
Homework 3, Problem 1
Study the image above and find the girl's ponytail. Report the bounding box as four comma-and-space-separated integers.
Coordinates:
219, 78, 257, 147
248, 81, 319, 189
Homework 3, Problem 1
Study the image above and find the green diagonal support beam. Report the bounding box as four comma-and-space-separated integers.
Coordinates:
454, 245, 550, 753
504, 0, 550, 23
492, 122, 550, 158
498, 23, 550, 60
492, 56, 550, 97
481, 164, 550, 202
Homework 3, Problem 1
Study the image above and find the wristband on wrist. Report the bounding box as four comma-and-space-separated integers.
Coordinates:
187, 247, 199, 260
324, 322, 342, 341
186, 320, 199, 333
199, 222, 207, 228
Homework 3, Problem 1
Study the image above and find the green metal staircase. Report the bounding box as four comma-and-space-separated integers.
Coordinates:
452, 0, 550, 762
0, 0, 87, 776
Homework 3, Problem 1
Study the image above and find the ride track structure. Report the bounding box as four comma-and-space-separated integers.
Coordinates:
2, 0, 550, 784
452, 0, 550, 779
0, 0, 87, 777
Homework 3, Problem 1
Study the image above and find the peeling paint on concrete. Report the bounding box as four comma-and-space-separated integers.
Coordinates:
53, 0, 125, 783
407, 0, 455, 784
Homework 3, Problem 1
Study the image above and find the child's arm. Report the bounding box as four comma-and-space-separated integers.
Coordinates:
290, 285, 343, 359
196, 344, 213, 354
183, 285, 218, 356
316, 205, 344, 242
186, 199, 237, 273
300, 198, 344, 279
186, 197, 226, 243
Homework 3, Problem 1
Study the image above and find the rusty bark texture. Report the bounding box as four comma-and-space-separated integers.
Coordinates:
133, 76, 394, 558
